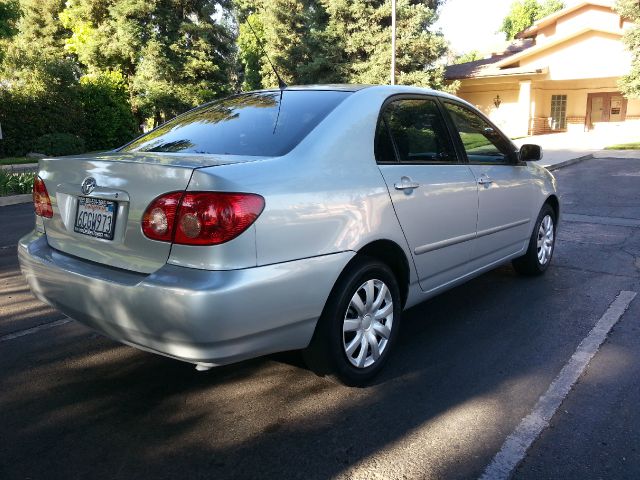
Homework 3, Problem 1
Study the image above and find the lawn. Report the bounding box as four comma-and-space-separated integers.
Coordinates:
0, 157, 36, 166
604, 142, 640, 150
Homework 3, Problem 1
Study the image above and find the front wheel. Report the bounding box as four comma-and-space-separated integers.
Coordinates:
512, 204, 556, 275
303, 257, 402, 386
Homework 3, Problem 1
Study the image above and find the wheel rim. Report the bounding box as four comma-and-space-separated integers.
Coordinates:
342, 279, 394, 369
537, 214, 555, 265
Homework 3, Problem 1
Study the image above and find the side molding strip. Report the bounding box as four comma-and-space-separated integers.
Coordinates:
414, 218, 530, 255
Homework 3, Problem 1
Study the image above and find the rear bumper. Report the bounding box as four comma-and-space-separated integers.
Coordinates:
18, 232, 353, 366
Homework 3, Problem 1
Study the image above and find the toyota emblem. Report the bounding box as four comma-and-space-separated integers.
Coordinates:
81, 177, 97, 195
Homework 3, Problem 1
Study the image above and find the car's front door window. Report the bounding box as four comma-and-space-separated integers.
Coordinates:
443, 102, 515, 164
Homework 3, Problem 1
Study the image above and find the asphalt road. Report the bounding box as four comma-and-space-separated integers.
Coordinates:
0, 157, 639, 480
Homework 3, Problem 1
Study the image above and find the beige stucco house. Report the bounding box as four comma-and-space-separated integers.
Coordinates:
445, 0, 640, 138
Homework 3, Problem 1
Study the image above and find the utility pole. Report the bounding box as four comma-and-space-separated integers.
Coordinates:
391, 0, 396, 85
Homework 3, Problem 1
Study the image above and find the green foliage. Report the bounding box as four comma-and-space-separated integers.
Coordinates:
60, 0, 236, 125
500, 0, 564, 40
0, 170, 35, 196
79, 71, 137, 150
605, 141, 640, 150
0, 57, 86, 156
236, 0, 338, 88
33, 133, 85, 156
5, 0, 69, 59
0, 157, 33, 166
237, 0, 448, 89
0, 0, 20, 39
536, 0, 564, 19
1, 0, 452, 156
237, 13, 266, 91
454, 50, 483, 64
616, 0, 640, 98
0, 61, 135, 156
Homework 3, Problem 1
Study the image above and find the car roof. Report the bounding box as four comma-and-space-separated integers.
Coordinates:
254, 84, 459, 100
253, 84, 371, 93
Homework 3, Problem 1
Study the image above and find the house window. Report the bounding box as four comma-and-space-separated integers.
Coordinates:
550, 95, 567, 130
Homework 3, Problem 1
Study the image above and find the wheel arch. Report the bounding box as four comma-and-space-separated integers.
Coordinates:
544, 194, 560, 224
352, 239, 411, 308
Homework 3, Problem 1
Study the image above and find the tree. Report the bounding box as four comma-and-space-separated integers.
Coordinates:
615, 0, 640, 98
236, 0, 449, 89
0, 0, 20, 39
236, 0, 337, 89
454, 50, 483, 65
500, 0, 564, 40
60, 0, 237, 125
0, 0, 20, 63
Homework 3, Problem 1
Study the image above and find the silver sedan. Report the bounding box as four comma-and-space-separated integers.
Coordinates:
19, 85, 558, 385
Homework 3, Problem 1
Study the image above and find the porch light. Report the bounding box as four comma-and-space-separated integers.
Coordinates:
493, 95, 502, 109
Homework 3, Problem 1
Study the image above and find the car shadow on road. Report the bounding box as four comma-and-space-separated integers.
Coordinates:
2, 257, 629, 480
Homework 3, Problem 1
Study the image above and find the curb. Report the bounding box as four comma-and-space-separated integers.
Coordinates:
544, 154, 594, 171
0, 194, 32, 206
0, 163, 38, 172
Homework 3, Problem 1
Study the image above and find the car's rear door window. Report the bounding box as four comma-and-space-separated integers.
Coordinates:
121, 90, 352, 157
376, 98, 457, 164
442, 102, 516, 164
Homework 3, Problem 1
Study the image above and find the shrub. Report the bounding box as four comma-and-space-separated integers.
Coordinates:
33, 133, 85, 156
0, 63, 138, 157
79, 71, 138, 151
0, 58, 85, 157
0, 170, 35, 196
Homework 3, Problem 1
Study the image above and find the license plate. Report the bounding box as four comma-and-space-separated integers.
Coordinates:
74, 197, 117, 240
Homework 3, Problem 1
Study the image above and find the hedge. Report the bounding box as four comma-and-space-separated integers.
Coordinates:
0, 71, 138, 157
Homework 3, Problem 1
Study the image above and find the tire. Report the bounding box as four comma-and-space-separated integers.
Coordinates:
512, 204, 556, 276
303, 256, 402, 387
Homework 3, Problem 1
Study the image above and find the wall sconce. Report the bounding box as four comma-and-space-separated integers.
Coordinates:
493, 94, 502, 109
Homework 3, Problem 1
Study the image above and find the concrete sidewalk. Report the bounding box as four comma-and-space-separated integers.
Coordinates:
514, 130, 640, 169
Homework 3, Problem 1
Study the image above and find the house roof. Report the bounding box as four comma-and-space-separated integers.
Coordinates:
516, 0, 615, 39
495, 26, 623, 68
445, 0, 621, 81
444, 39, 540, 80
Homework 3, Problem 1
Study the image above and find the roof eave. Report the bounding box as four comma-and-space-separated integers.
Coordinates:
448, 68, 548, 81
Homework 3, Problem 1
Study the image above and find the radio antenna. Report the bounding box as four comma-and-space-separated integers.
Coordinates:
246, 19, 287, 90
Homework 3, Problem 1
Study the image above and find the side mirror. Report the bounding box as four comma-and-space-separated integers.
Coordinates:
519, 144, 543, 162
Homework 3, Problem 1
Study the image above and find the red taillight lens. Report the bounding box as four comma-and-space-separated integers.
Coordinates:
33, 176, 53, 218
141, 192, 264, 245
174, 192, 265, 245
141, 192, 183, 242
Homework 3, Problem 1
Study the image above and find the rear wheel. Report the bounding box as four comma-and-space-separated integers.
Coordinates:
303, 257, 401, 386
512, 204, 556, 275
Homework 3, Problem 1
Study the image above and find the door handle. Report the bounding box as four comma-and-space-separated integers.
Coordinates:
394, 180, 420, 190
477, 176, 493, 186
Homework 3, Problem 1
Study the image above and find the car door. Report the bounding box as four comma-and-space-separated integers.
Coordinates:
376, 96, 479, 293
441, 101, 534, 267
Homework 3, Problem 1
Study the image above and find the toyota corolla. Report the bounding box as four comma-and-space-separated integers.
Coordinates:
19, 85, 558, 385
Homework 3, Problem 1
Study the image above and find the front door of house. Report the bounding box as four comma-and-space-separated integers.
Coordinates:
587, 92, 627, 129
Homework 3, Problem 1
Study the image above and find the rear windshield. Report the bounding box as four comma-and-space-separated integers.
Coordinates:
120, 90, 352, 156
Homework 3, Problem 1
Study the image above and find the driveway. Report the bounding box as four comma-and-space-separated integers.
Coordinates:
1, 156, 639, 479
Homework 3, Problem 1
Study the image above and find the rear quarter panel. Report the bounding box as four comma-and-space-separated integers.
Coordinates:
184, 88, 416, 282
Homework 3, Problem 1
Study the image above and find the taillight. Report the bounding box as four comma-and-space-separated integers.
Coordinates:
142, 192, 265, 246
33, 176, 53, 218
141, 192, 182, 242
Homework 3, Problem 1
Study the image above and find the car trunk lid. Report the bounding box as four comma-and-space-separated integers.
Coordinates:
39, 152, 266, 273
